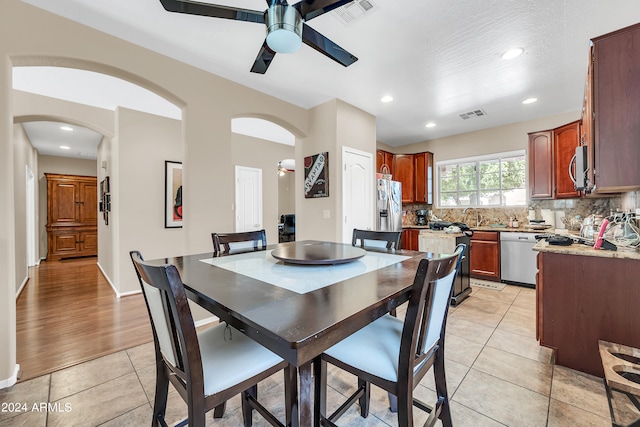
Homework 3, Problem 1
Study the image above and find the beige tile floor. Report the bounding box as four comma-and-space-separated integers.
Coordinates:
1, 283, 635, 426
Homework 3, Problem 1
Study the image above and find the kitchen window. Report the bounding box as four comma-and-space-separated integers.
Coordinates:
437, 150, 526, 207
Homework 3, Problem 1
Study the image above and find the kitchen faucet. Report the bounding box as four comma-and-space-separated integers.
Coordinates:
462, 207, 481, 227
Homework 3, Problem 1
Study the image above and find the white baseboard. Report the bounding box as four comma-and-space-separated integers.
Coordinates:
0, 364, 20, 389
96, 262, 142, 299
15, 276, 29, 299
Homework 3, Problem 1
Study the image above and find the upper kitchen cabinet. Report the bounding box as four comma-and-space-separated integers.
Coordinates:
529, 121, 582, 200
590, 23, 640, 192
376, 149, 394, 176
528, 130, 553, 199
414, 152, 434, 204
393, 154, 415, 203
553, 121, 581, 199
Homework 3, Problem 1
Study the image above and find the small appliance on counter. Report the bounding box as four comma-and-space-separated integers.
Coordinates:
429, 221, 452, 230
415, 210, 429, 226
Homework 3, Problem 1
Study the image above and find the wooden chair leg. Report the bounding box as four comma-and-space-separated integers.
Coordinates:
313, 357, 327, 427
213, 401, 226, 419
284, 364, 298, 427
152, 365, 170, 427
397, 383, 413, 427
434, 351, 452, 427
358, 379, 370, 417
241, 385, 258, 427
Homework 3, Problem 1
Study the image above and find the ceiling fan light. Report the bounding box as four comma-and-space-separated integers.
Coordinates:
266, 5, 303, 54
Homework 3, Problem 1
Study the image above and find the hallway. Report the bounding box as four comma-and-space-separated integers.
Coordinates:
16, 257, 152, 381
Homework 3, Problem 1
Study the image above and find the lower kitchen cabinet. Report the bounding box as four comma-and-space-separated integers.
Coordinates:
401, 229, 420, 251
469, 231, 501, 281
537, 250, 640, 377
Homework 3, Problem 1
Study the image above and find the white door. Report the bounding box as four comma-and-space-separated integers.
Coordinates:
235, 166, 263, 232
342, 147, 374, 243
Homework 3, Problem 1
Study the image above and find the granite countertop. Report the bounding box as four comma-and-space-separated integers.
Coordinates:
404, 225, 553, 233
533, 239, 640, 260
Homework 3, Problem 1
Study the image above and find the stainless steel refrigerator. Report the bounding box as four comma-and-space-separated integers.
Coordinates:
376, 179, 402, 232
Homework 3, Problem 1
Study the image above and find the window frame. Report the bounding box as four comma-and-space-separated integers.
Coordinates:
436, 150, 526, 208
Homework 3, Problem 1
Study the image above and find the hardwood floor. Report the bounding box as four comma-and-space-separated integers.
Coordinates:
16, 256, 152, 382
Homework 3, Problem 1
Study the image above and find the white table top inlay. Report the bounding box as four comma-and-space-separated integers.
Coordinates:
200, 250, 411, 294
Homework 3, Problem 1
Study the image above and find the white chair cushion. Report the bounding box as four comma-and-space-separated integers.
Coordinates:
198, 323, 284, 396
324, 314, 403, 383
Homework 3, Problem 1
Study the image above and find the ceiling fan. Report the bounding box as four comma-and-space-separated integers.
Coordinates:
158, 0, 359, 74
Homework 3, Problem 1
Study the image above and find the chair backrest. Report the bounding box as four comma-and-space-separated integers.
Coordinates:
352, 229, 402, 250
398, 244, 465, 383
130, 251, 202, 386
212, 229, 267, 255
281, 214, 295, 235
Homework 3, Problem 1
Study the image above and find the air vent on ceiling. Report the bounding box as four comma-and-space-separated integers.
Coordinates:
459, 109, 488, 120
333, 0, 376, 25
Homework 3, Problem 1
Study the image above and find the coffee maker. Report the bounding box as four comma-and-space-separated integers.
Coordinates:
415, 210, 429, 226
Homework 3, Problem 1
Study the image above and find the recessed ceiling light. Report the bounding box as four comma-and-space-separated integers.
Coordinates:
60, 126, 74, 131
380, 95, 394, 103
502, 47, 524, 59
425, 122, 436, 128
60, 146, 71, 150
522, 98, 538, 104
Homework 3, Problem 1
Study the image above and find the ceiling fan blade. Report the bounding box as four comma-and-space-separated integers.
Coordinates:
302, 24, 358, 67
294, 0, 354, 21
159, 0, 265, 23
250, 41, 277, 74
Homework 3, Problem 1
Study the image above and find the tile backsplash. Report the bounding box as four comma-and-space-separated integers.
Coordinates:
403, 194, 629, 230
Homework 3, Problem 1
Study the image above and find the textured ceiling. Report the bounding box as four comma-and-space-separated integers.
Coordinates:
17, 0, 640, 148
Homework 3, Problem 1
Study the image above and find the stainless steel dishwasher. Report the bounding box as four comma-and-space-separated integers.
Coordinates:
500, 232, 538, 287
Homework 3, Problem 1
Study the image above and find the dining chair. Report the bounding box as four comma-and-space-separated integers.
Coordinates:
212, 229, 267, 256
352, 229, 402, 250
130, 251, 296, 427
314, 244, 465, 427
279, 214, 296, 242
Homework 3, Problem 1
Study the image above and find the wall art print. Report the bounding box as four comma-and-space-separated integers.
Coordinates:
165, 161, 183, 228
99, 176, 110, 225
304, 152, 329, 198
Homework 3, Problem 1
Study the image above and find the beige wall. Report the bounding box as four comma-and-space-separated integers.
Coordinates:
13, 124, 38, 294
37, 155, 98, 258
114, 108, 183, 294
393, 111, 581, 161
1, 53, 17, 385
296, 99, 377, 242
231, 133, 295, 244
14, 90, 115, 138
278, 172, 295, 218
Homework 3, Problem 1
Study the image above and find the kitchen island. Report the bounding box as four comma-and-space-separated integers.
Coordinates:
417, 229, 471, 304
533, 240, 640, 377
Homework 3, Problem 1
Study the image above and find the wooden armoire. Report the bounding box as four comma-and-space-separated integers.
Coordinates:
45, 173, 98, 261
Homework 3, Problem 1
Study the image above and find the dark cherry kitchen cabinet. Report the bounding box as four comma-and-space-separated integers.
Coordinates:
553, 121, 581, 198
469, 231, 500, 281
528, 131, 553, 199
401, 229, 420, 251
537, 250, 640, 377
414, 152, 434, 204
376, 149, 394, 176
590, 23, 640, 192
393, 154, 415, 203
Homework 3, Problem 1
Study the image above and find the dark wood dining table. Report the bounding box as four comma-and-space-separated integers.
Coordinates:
149, 240, 426, 426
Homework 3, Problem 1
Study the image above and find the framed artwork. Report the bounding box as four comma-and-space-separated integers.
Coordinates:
165, 161, 183, 228
304, 152, 329, 198
99, 177, 110, 225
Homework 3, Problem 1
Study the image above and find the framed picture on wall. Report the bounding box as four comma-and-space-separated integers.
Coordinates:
304, 152, 329, 198
165, 161, 183, 228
